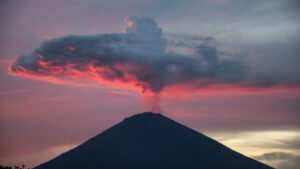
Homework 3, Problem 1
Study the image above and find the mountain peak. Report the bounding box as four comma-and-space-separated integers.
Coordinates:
34, 112, 273, 169
125, 111, 162, 118
122, 112, 164, 122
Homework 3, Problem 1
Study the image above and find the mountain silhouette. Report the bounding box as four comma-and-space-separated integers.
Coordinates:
34, 112, 273, 169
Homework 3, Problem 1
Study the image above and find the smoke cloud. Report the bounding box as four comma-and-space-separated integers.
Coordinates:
9, 16, 299, 95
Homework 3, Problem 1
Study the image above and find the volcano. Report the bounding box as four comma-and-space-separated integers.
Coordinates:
34, 112, 273, 169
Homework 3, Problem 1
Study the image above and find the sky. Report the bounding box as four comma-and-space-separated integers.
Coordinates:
0, 0, 300, 168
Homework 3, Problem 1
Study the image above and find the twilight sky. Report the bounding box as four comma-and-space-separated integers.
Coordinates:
0, 0, 300, 168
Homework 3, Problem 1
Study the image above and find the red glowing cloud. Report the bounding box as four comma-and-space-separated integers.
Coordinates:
8, 17, 300, 97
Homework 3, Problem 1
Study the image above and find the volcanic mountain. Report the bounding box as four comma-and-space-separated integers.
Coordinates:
34, 112, 273, 169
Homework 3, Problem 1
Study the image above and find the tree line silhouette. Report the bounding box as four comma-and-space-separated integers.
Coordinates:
0, 165, 30, 169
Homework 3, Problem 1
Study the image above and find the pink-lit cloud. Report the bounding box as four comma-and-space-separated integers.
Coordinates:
8, 17, 300, 99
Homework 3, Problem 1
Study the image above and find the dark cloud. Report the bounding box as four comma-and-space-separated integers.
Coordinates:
254, 152, 295, 161
9, 16, 299, 94
277, 155, 300, 169
254, 152, 300, 169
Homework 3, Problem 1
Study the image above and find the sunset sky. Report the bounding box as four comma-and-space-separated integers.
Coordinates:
0, 0, 300, 168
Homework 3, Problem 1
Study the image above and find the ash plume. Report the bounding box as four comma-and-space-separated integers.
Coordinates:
9, 16, 298, 95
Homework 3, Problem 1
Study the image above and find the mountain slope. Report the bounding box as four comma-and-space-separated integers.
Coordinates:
34, 112, 273, 169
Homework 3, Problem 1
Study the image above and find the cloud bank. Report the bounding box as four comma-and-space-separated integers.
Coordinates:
254, 152, 300, 169
9, 16, 299, 94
